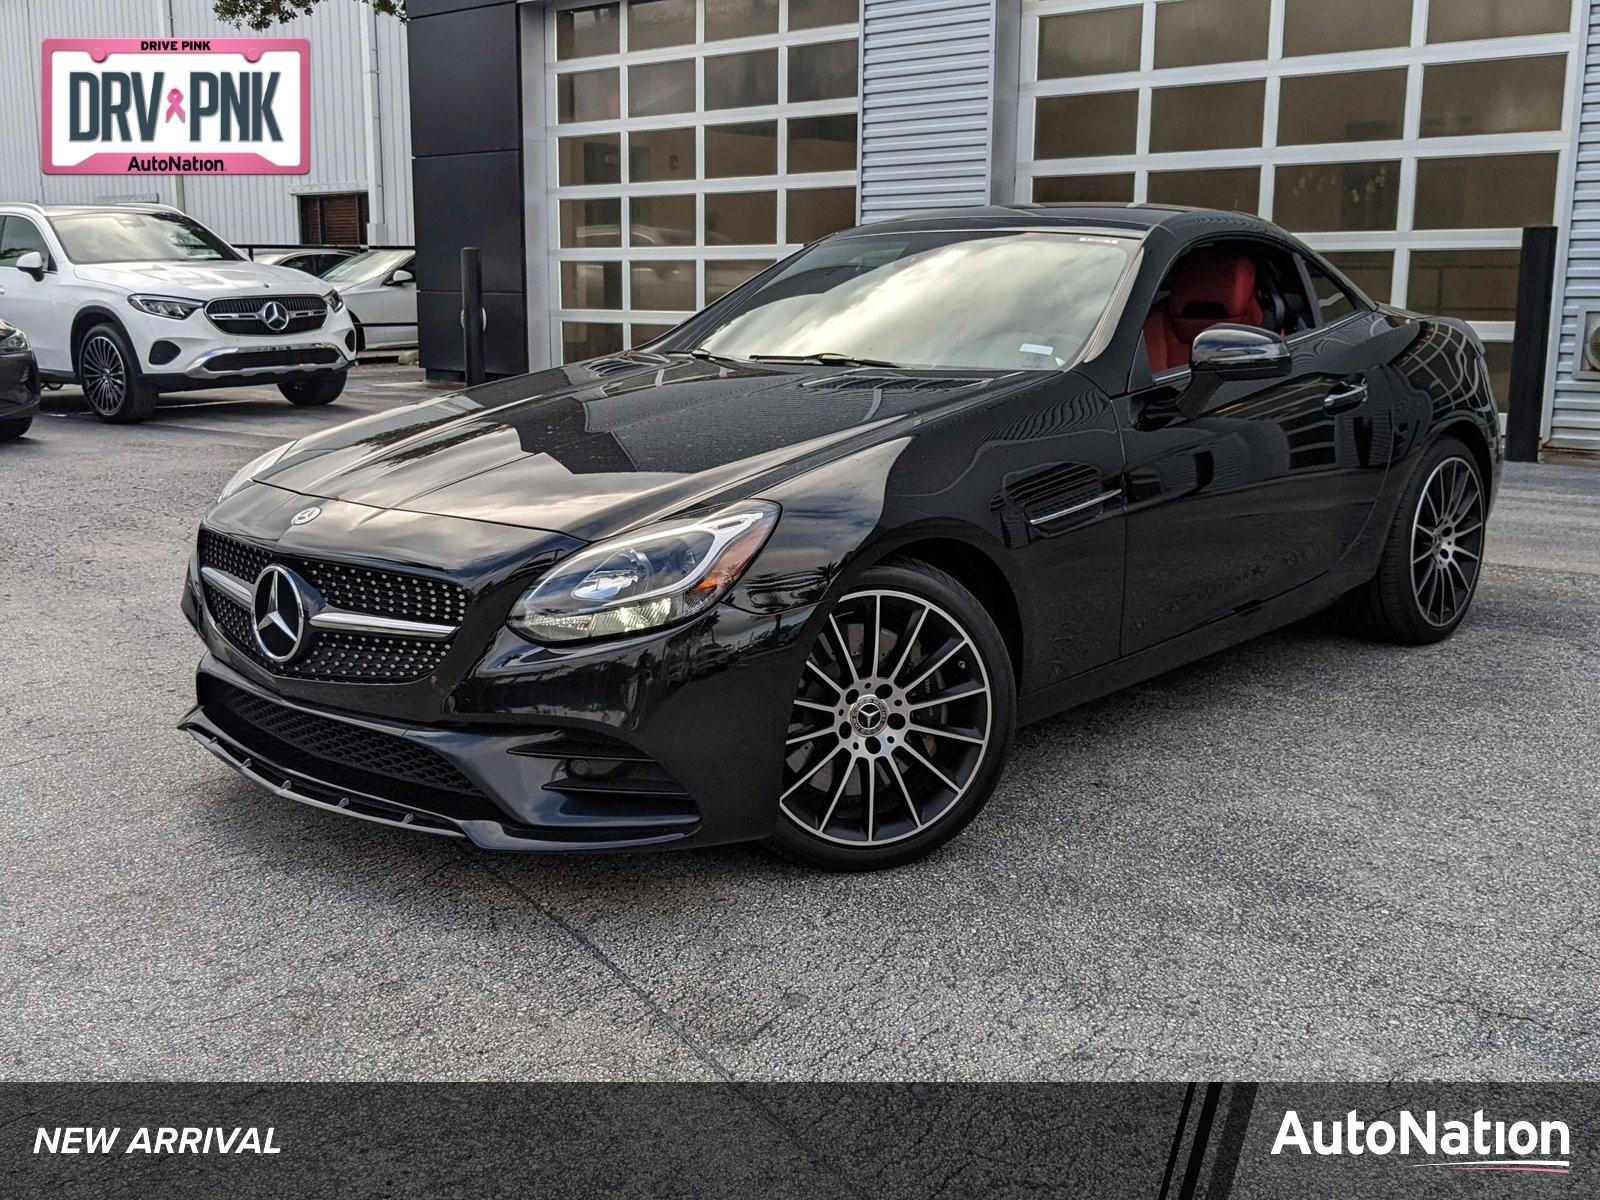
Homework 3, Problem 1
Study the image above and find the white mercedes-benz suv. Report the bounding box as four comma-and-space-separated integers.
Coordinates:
0, 203, 356, 423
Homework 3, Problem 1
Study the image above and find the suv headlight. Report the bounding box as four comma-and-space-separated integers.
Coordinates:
0, 327, 27, 353
218, 441, 296, 501
129, 294, 203, 320
324, 289, 344, 313
509, 503, 779, 644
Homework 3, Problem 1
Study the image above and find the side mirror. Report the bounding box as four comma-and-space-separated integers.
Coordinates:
14, 251, 45, 279
1180, 324, 1292, 419
388, 268, 414, 286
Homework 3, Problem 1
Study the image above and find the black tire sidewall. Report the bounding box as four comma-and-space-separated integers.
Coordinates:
0, 415, 31, 439
278, 372, 347, 406
766, 559, 1018, 871
1375, 435, 1486, 643
78, 322, 156, 423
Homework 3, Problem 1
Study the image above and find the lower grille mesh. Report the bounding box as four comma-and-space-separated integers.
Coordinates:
199, 678, 499, 822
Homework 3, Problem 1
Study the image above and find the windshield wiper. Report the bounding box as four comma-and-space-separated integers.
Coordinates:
667, 348, 750, 367
748, 352, 906, 369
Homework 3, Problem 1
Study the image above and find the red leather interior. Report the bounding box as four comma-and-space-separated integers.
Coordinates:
1145, 251, 1265, 373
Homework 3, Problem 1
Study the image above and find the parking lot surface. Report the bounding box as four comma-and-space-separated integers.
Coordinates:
2, 369, 1598, 1082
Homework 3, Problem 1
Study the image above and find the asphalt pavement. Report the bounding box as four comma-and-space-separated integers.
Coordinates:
2, 370, 1597, 1082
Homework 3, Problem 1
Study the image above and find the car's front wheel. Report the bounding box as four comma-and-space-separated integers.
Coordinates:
78, 323, 158, 423
0, 414, 32, 440
278, 373, 346, 407
768, 560, 1017, 870
1345, 434, 1487, 644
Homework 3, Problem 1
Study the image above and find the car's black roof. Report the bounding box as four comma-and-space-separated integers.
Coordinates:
841, 203, 1280, 240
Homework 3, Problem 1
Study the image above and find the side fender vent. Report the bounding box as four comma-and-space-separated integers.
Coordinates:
993, 461, 1103, 546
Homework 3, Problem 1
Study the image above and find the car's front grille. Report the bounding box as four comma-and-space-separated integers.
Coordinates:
206, 294, 327, 336
201, 528, 270, 582
197, 529, 468, 684
198, 677, 501, 823
203, 348, 342, 373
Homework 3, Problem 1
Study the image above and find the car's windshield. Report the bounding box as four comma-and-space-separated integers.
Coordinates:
322, 249, 412, 285
49, 210, 239, 264
688, 230, 1136, 371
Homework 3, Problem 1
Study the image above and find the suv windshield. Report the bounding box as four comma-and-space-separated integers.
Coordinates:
322, 249, 412, 286
49, 210, 238, 265
687, 230, 1136, 371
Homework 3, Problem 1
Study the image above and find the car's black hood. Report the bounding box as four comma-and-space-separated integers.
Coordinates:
259, 356, 1004, 542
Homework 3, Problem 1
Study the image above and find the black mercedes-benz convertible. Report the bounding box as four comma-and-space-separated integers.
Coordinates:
181, 204, 1500, 869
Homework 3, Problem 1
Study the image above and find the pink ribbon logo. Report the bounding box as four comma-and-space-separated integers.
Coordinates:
164, 87, 185, 123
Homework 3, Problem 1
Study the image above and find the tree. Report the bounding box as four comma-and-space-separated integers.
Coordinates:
213, 0, 405, 30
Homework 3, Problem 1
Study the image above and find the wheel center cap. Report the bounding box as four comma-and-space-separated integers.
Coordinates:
849, 697, 888, 735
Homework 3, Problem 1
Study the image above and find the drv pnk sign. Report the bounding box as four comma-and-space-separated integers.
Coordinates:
42, 39, 309, 175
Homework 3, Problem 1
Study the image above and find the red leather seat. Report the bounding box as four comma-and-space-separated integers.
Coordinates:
1144, 251, 1265, 373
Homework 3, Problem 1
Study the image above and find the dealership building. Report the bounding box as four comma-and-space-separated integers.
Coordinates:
2, 0, 1599, 451
407, 0, 1600, 452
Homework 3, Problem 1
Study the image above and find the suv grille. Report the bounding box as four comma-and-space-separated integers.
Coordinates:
206, 294, 327, 336
199, 677, 500, 823
197, 529, 469, 684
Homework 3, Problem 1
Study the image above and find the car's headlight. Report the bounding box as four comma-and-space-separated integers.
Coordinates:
218, 441, 296, 502
509, 503, 779, 644
128, 294, 203, 320
324, 289, 344, 313
0, 328, 27, 353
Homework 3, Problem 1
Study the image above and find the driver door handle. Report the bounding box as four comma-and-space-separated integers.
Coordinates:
1324, 378, 1368, 414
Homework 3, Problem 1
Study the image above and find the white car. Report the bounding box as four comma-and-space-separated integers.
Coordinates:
320, 248, 417, 351
0, 203, 356, 423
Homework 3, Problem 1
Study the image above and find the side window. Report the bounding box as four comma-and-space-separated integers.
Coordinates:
0, 217, 52, 269
1304, 258, 1360, 325
1142, 239, 1315, 375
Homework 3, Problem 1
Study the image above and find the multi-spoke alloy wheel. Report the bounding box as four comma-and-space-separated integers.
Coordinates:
80, 334, 127, 417
772, 562, 1015, 868
76, 324, 158, 423
1410, 456, 1484, 629
1344, 435, 1488, 645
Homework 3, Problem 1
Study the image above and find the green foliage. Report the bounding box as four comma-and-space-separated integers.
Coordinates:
213, 0, 405, 31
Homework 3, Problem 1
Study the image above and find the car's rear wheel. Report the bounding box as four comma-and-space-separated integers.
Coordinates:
278, 373, 346, 407
1345, 435, 1487, 644
78, 324, 158, 423
0, 414, 32, 440
767, 560, 1016, 870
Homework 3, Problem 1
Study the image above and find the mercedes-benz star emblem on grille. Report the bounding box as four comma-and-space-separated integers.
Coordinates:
252, 564, 309, 663
258, 300, 290, 332
291, 506, 322, 527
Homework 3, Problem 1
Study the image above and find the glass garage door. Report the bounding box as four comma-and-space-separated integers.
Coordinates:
545, 0, 862, 363
1015, 0, 1582, 408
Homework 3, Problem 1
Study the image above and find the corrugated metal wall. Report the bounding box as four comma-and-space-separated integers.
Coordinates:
0, 0, 413, 246
1551, 0, 1600, 450
858, 0, 1001, 221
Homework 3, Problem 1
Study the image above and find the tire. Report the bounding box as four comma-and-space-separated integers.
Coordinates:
766, 559, 1017, 871
77, 323, 158, 423
278, 373, 346, 407
0, 414, 32, 440
1344, 435, 1487, 645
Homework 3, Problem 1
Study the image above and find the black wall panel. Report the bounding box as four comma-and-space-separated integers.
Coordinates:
408, 1, 528, 380
418, 290, 529, 378
413, 152, 527, 295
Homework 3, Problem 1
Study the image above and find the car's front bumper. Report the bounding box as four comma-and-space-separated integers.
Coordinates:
0, 349, 40, 420
180, 555, 820, 853
129, 308, 357, 390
